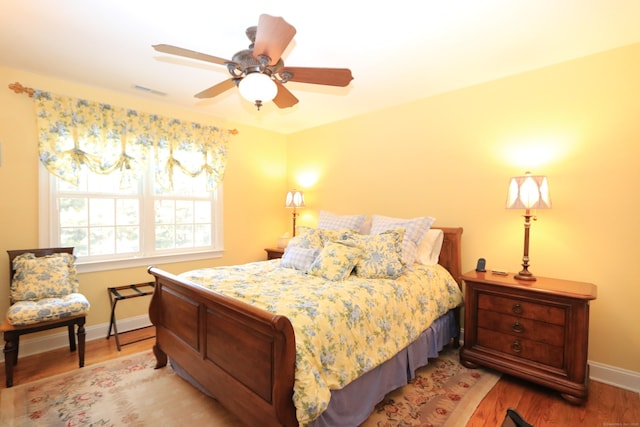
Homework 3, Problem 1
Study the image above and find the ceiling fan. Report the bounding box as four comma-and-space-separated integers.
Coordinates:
153, 14, 354, 110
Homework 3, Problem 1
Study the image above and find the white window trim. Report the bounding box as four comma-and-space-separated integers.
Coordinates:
38, 162, 224, 274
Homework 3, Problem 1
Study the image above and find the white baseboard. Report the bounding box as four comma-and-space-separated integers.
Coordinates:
589, 360, 640, 394
0, 314, 152, 364
2, 320, 638, 395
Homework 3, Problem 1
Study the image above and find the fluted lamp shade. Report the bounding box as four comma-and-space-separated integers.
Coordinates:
285, 190, 305, 237
506, 172, 551, 281
239, 72, 277, 110
506, 174, 551, 210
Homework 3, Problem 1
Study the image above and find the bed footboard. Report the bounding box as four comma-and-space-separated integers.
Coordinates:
147, 266, 298, 427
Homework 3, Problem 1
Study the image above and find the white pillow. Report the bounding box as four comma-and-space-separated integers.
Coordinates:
370, 215, 435, 265
318, 210, 367, 232
416, 228, 444, 265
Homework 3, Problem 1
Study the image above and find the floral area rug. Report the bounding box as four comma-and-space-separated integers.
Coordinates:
361, 347, 501, 427
0, 351, 243, 427
1, 348, 499, 427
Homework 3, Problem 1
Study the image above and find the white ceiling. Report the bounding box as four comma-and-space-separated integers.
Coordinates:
3, 1, 640, 134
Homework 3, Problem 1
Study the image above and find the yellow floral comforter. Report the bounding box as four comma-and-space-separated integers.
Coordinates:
180, 260, 463, 426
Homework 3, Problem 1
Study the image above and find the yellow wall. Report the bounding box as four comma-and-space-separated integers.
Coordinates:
0, 66, 288, 327
287, 43, 640, 372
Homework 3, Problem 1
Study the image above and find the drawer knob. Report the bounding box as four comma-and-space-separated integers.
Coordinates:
512, 321, 524, 333
512, 303, 523, 315
511, 340, 522, 353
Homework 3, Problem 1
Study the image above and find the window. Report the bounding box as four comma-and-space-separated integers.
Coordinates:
32, 90, 234, 273
40, 161, 223, 273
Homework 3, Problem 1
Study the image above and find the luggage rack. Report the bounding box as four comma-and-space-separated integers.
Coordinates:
106, 282, 155, 351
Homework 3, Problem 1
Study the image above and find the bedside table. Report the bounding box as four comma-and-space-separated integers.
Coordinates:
460, 270, 597, 404
264, 247, 285, 260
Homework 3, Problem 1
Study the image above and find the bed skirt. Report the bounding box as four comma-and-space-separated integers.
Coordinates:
308, 310, 458, 427
170, 310, 457, 427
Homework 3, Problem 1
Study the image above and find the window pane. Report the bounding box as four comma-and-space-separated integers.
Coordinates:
176, 225, 194, 248
195, 224, 211, 246
155, 168, 210, 197
86, 170, 138, 194
116, 199, 139, 226
155, 225, 174, 249
61, 228, 88, 256
116, 226, 140, 253
155, 200, 174, 225
89, 199, 115, 226
176, 200, 193, 224
89, 227, 115, 255
194, 201, 211, 223
60, 198, 88, 227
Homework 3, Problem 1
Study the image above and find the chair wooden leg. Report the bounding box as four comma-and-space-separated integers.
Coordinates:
14, 335, 20, 365
77, 319, 86, 368
3, 332, 18, 388
67, 324, 77, 351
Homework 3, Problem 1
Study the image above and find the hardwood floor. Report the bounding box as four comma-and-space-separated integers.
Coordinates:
2, 329, 639, 426
469, 373, 640, 426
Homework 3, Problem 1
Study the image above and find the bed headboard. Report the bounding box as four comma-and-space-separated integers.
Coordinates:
433, 227, 463, 289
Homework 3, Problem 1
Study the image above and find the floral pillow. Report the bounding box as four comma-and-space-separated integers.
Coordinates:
11, 252, 79, 302
288, 226, 325, 249
370, 215, 435, 265
289, 226, 353, 251
347, 229, 405, 279
307, 241, 363, 281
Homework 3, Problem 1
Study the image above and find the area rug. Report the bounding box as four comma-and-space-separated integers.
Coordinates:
361, 347, 501, 427
1, 347, 500, 426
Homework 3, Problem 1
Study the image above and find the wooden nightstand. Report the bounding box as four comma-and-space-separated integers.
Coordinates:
460, 270, 597, 404
264, 247, 285, 260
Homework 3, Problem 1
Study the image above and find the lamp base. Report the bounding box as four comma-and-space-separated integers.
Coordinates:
515, 272, 536, 281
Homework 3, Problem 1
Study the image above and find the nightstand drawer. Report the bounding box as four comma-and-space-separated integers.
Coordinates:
478, 293, 565, 325
477, 328, 564, 368
477, 309, 564, 347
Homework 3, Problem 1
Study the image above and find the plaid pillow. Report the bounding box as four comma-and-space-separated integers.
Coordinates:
318, 210, 366, 232
281, 247, 320, 271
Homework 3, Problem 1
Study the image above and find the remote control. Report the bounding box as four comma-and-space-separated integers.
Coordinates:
491, 270, 508, 276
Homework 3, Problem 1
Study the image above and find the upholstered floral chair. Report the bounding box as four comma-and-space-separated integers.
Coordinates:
1, 247, 90, 387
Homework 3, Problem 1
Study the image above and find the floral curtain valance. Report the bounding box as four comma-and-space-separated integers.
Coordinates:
33, 90, 235, 191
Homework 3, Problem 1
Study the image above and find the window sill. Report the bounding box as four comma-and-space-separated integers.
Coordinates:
76, 250, 223, 274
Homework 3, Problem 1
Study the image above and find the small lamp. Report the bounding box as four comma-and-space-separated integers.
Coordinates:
506, 172, 551, 281
238, 72, 278, 110
285, 190, 305, 237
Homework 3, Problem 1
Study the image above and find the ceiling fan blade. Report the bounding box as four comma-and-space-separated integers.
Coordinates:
273, 80, 299, 108
253, 14, 296, 66
194, 79, 237, 99
153, 44, 229, 66
281, 67, 354, 87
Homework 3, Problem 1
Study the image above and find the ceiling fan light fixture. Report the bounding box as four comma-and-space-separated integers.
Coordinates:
238, 72, 277, 110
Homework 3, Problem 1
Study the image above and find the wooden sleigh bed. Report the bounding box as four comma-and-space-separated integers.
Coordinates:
147, 226, 463, 427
